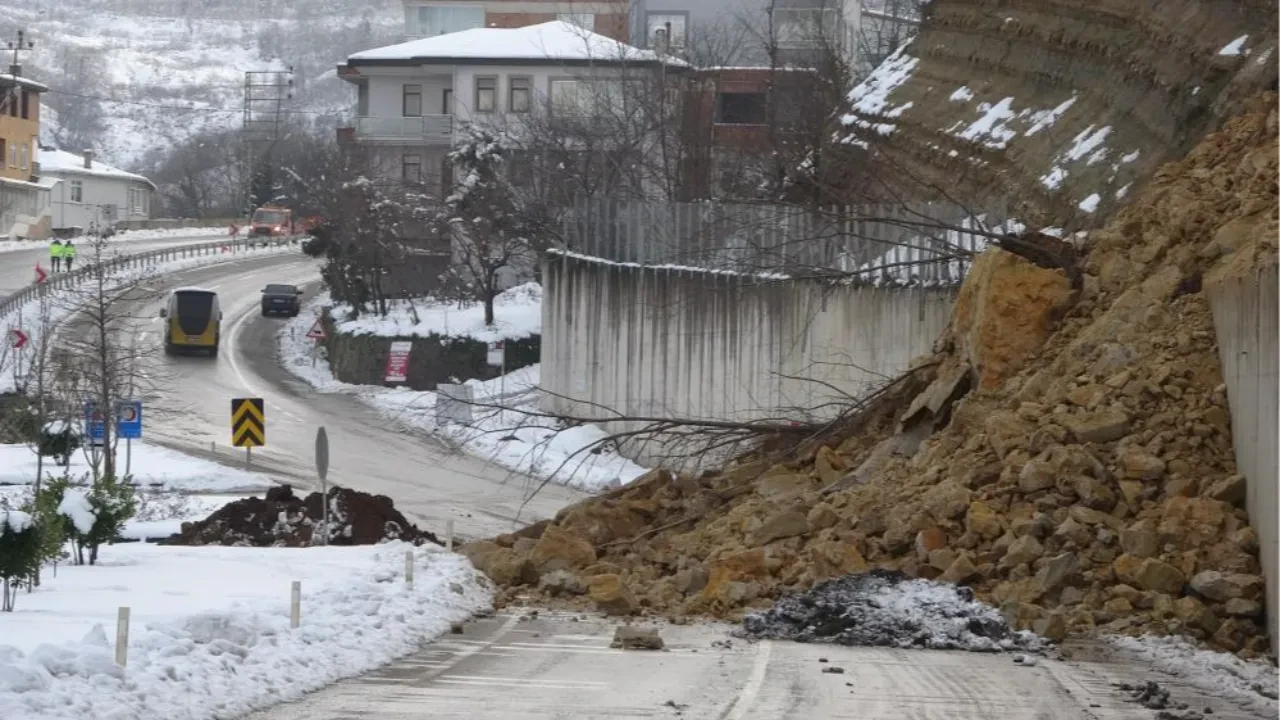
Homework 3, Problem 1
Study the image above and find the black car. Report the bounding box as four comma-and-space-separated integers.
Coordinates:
261, 283, 302, 317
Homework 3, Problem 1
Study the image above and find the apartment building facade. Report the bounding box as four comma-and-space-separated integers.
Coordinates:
0, 70, 56, 239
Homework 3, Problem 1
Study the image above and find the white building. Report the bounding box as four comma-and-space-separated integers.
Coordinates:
338, 20, 685, 191
38, 148, 155, 234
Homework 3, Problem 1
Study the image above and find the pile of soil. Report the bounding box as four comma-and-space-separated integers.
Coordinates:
467, 95, 1277, 656
164, 484, 441, 547
739, 569, 1044, 653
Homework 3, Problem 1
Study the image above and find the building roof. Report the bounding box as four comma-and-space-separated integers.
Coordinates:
347, 21, 686, 68
0, 73, 49, 93
38, 148, 156, 190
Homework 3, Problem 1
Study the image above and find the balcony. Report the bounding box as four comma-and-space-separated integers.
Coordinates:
354, 115, 454, 144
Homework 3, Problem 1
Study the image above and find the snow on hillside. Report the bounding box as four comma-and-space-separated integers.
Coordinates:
0, 0, 403, 169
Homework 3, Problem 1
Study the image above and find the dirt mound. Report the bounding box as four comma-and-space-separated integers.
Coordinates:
738, 569, 1044, 653
165, 484, 441, 547
474, 94, 1277, 656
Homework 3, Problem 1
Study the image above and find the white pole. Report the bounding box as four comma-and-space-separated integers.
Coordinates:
405, 551, 414, 587
446, 519, 454, 552
125, 437, 132, 476
115, 606, 130, 668
290, 581, 301, 629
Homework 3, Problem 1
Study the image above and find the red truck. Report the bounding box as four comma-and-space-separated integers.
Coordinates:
250, 205, 294, 237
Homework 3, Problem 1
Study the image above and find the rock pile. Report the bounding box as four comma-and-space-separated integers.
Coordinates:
165, 484, 441, 547
468, 95, 1277, 656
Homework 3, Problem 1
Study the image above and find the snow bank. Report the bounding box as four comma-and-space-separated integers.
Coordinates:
0, 543, 491, 720
279, 297, 648, 492
740, 569, 1044, 653
1108, 635, 1279, 714
331, 283, 542, 344
0, 442, 275, 493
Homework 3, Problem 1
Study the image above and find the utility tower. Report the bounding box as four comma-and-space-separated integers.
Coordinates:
2, 30, 35, 115
241, 67, 294, 213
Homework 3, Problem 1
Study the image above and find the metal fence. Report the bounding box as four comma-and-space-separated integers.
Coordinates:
554, 197, 1008, 285
0, 236, 299, 319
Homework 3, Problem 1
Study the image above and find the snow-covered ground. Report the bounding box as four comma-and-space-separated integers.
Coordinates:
0, 442, 274, 493
0, 542, 491, 720
1108, 635, 1279, 715
280, 291, 648, 492
0, 228, 227, 255
328, 282, 542, 344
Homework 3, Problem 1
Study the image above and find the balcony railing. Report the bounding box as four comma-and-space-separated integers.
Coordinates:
355, 115, 454, 143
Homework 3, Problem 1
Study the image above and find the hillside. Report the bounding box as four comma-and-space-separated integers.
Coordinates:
0, 0, 403, 170
842, 0, 1279, 230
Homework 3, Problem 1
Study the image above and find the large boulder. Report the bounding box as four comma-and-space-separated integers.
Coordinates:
528, 525, 597, 574
588, 574, 637, 615
947, 250, 1073, 390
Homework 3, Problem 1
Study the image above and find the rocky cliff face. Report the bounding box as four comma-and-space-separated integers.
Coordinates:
843, 0, 1278, 229
469, 92, 1278, 657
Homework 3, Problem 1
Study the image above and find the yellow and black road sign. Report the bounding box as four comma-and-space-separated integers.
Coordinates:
231, 398, 265, 448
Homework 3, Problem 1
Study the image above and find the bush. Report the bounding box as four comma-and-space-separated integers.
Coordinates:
52, 475, 137, 566
0, 510, 42, 611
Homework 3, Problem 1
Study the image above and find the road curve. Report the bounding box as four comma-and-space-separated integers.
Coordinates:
120, 252, 582, 538
0, 232, 226, 301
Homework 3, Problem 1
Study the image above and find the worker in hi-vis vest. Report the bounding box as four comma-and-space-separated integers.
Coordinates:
63, 239, 77, 271
49, 239, 63, 272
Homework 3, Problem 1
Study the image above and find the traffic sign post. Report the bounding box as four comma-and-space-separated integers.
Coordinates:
230, 398, 265, 467
306, 318, 327, 368
116, 401, 142, 476
315, 426, 329, 547
487, 341, 507, 402
83, 401, 106, 448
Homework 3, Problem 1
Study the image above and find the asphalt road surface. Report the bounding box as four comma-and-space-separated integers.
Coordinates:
116, 252, 582, 538
0, 231, 225, 300
245, 608, 1268, 720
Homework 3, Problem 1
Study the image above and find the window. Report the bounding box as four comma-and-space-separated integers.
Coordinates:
357, 84, 369, 116
474, 76, 496, 113
20, 90, 30, 120
70, 180, 83, 203
550, 80, 580, 116
646, 13, 687, 48
442, 88, 452, 114
508, 77, 531, 114
0, 140, 5, 167
557, 12, 595, 30
550, 79, 626, 117
409, 5, 483, 37
772, 8, 842, 48
402, 153, 422, 182
402, 84, 423, 117
716, 92, 767, 125
18, 143, 27, 170
7, 143, 15, 167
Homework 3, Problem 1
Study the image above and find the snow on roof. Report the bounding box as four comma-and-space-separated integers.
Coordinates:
39, 148, 156, 189
0, 73, 49, 92
348, 21, 685, 67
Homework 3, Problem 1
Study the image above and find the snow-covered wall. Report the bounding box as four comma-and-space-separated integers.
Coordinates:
1208, 266, 1279, 655
540, 252, 955, 470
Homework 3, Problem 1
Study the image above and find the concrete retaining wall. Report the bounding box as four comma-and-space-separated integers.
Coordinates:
540, 254, 956, 470
324, 319, 539, 391
1208, 265, 1279, 654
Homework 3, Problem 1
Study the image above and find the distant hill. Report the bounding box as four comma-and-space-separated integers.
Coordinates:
0, 0, 404, 171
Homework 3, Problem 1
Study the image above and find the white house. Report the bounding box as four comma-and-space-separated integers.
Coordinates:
338, 20, 686, 191
37, 148, 156, 234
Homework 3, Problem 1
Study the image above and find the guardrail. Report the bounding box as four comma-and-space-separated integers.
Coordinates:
0, 236, 301, 319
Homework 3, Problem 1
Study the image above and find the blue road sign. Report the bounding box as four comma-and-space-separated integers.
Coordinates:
117, 400, 142, 440
83, 401, 106, 447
